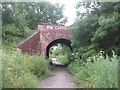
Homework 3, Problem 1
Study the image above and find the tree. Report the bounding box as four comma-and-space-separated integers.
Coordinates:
2, 2, 28, 38
2, 2, 67, 45
23, 2, 67, 29
71, 13, 99, 47
71, 2, 120, 55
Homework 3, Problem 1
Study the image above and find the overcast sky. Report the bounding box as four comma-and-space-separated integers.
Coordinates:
47, 0, 119, 26
48, 0, 84, 26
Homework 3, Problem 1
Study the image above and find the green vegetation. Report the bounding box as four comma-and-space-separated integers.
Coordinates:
23, 54, 50, 78
49, 43, 71, 65
2, 49, 51, 88
2, 2, 67, 47
71, 2, 120, 56
57, 55, 69, 65
1, 1, 119, 88
68, 2, 119, 88
2, 2, 67, 88
68, 51, 119, 88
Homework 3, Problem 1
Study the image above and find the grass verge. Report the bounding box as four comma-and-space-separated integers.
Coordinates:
68, 51, 119, 88
2, 49, 51, 88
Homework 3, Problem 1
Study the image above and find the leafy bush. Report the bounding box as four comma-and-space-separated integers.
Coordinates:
2, 50, 38, 88
69, 45, 97, 62
2, 24, 36, 50
2, 24, 20, 37
81, 49, 96, 60
23, 56, 50, 78
68, 51, 118, 88
57, 55, 69, 65
2, 49, 50, 88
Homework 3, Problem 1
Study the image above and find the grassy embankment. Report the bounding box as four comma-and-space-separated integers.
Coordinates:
68, 51, 119, 88
2, 48, 52, 88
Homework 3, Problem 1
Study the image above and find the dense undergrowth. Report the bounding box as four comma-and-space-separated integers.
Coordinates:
68, 51, 119, 88
2, 49, 51, 88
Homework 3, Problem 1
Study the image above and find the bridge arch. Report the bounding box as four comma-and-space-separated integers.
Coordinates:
46, 38, 72, 58
18, 25, 72, 57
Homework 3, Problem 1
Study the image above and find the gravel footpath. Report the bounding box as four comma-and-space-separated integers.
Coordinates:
39, 66, 78, 88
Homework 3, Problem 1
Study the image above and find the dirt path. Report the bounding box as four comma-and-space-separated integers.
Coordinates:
39, 66, 78, 88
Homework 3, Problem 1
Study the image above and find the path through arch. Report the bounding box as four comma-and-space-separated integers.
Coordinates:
46, 38, 72, 58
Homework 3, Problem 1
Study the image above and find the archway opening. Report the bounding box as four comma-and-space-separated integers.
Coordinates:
46, 39, 72, 65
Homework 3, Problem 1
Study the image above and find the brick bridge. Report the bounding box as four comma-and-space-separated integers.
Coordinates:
18, 25, 72, 58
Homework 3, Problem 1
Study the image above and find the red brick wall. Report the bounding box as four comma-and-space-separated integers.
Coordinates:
19, 32, 40, 55
19, 25, 71, 57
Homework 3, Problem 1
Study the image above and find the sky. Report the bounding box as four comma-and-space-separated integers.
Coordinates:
47, 0, 119, 26
47, 0, 83, 26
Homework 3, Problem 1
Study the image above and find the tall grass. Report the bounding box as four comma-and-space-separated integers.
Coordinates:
23, 55, 50, 78
68, 51, 119, 88
2, 49, 50, 88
